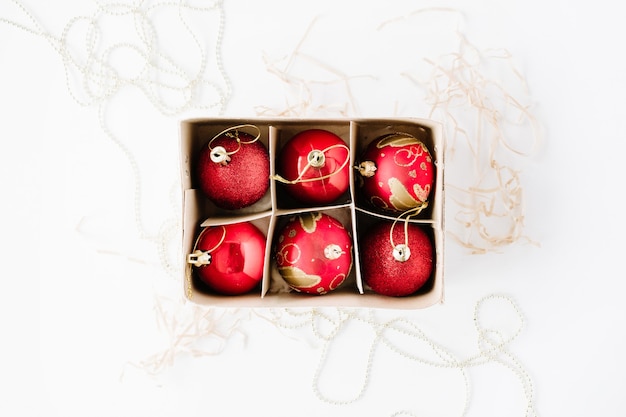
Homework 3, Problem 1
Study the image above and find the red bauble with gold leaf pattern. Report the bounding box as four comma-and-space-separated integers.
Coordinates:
274, 212, 353, 295
189, 222, 266, 295
357, 132, 435, 213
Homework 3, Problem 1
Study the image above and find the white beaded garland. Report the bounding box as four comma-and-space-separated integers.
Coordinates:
2, 0, 229, 274
263, 294, 538, 416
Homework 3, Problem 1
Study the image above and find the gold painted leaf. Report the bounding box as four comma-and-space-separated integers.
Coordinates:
388, 177, 420, 211
298, 212, 322, 233
376, 133, 421, 148
279, 266, 321, 288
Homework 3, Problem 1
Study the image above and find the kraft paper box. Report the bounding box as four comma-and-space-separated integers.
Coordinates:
180, 118, 444, 309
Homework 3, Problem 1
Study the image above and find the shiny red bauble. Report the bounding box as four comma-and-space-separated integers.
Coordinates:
188, 222, 266, 295
274, 212, 353, 295
360, 221, 433, 297
276, 129, 350, 205
357, 133, 434, 213
197, 129, 269, 210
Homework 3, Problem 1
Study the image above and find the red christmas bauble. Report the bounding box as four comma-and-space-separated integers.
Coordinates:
189, 222, 267, 295
360, 221, 433, 297
197, 128, 270, 210
357, 133, 434, 213
274, 212, 353, 295
276, 129, 350, 205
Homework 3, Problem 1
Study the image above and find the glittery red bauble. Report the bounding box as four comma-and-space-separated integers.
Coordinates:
277, 129, 350, 205
190, 222, 266, 295
358, 133, 434, 213
360, 221, 433, 297
197, 130, 269, 210
275, 212, 353, 295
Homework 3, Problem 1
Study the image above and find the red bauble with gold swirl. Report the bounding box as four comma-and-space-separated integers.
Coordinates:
274, 212, 353, 295
357, 132, 435, 213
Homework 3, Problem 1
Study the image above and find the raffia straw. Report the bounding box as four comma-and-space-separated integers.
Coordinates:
124, 298, 252, 377
260, 11, 542, 253
407, 31, 542, 253
255, 17, 373, 117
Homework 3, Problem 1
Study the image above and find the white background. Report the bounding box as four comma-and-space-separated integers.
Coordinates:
1, 0, 625, 416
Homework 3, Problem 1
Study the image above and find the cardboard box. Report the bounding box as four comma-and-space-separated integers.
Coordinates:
180, 118, 444, 309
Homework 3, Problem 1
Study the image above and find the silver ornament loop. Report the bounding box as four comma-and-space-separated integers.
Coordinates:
392, 244, 411, 262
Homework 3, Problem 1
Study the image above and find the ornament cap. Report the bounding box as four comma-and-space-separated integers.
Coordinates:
187, 249, 212, 266
392, 244, 411, 262
307, 149, 326, 168
357, 160, 377, 177
210, 146, 231, 165
324, 244, 344, 260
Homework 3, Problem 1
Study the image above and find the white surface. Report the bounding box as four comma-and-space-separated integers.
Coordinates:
1, 0, 625, 416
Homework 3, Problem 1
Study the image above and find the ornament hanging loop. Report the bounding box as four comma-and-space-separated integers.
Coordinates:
187, 226, 227, 267
389, 203, 428, 261
273, 143, 350, 185
207, 124, 262, 165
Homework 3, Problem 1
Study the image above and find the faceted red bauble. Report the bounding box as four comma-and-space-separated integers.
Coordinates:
357, 133, 434, 213
360, 221, 433, 297
277, 129, 350, 205
274, 212, 353, 295
197, 129, 270, 210
189, 222, 266, 295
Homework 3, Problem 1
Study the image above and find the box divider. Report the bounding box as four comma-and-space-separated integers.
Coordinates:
269, 125, 279, 213
261, 213, 278, 298
349, 121, 364, 294
182, 189, 197, 300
